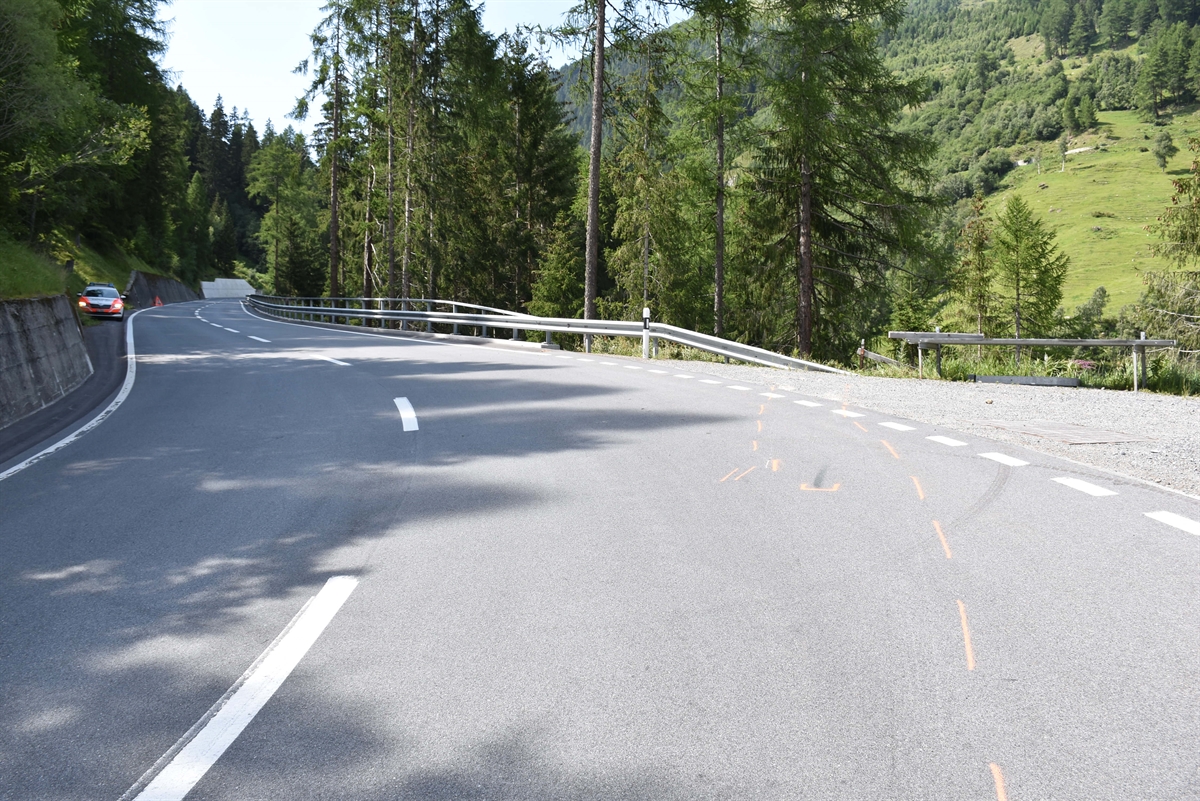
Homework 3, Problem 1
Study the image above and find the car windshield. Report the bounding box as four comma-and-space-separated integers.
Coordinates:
84, 288, 119, 298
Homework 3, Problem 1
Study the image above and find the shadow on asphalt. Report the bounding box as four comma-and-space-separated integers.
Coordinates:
0, 337, 732, 799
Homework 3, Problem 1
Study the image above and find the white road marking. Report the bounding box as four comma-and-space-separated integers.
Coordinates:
699, 379, 722, 385
224, 328, 239, 333
674, 374, 692, 379
576, 358, 594, 362
760, 392, 784, 398
1052, 477, 1117, 497
979, 452, 1029, 467
624, 365, 642, 370
927, 435, 967, 447
128, 576, 358, 801
1145, 511, 1200, 536
794, 400, 822, 408
831, 409, 864, 418
648, 369, 668, 374
248, 336, 271, 343
0, 310, 146, 482
393, 397, 419, 431
727, 385, 751, 391
556, 355, 573, 360
315, 355, 350, 366
879, 422, 914, 431
210, 323, 222, 327
600, 361, 617, 365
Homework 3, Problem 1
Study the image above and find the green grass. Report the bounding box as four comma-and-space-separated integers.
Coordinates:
0, 238, 67, 299
999, 108, 1198, 310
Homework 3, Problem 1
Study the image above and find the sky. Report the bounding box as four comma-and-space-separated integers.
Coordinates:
159, 0, 580, 137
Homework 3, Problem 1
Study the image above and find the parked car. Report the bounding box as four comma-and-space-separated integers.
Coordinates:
78, 284, 127, 321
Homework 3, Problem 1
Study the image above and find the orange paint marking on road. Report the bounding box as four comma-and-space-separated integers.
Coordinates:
734, 466, 756, 481
853, 421, 868, 432
752, 440, 758, 451
758, 404, 766, 415
770, 459, 781, 472
757, 420, 763, 433
910, 475, 925, 500
720, 468, 740, 482
800, 483, 841, 492
933, 520, 952, 559
881, 440, 900, 460
989, 763, 1008, 801
957, 599, 976, 671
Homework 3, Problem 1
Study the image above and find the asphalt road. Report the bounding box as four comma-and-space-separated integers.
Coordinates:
1, 299, 1197, 800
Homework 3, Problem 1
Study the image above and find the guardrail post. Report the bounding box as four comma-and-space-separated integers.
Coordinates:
482, 324, 488, 338
452, 303, 459, 335
426, 301, 432, 333
512, 326, 519, 341
642, 308, 651, 358
652, 337, 658, 358
545, 329, 552, 346
1139, 331, 1147, 388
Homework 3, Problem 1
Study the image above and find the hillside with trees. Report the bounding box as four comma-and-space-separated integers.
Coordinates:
2, 0, 1196, 388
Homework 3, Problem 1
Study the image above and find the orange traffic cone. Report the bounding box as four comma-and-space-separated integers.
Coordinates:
154, 296, 163, 307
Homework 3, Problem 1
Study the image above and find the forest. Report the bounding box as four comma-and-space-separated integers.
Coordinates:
1, 0, 1197, 375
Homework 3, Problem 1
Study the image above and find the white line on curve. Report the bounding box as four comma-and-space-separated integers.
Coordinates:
794, 400, 822, 407
1145, 511, 1200, 536
127, 576, 358, 801
624, 365, 642, 370
0, 309, 145, 483
210, 323, 222, 327
576, 358, 594, 362
600, 361, 618, 365
979, 452, 1029, 467
699, 379, 722, 385
1052, 477, 1117, 497
674, 374, 692, 379
394, 397, 419, 431
315, 355, 351, 366
879, 422, 915, 431
224, 328, 240, 333
648, 369, 668, 374
831, 409, 864, 418
556, 355, 573, 360
248, 336, 271, 343
927, 435, 967, 447
727, 386, 751, 391
760, 392, 784, 398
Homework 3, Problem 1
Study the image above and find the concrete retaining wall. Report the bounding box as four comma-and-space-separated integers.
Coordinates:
124, 270, 199, 308
0, 295, 94, 430
200, 278, 257, 298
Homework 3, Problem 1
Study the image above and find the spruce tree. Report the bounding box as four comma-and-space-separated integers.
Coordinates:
992, 195, 1069, 350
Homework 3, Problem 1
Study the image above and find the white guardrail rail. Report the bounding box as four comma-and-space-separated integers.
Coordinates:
245, 294, 848, 375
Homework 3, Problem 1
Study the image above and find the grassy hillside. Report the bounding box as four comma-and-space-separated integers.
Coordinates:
999, 109, 1196, 309
0, 235, 166, 302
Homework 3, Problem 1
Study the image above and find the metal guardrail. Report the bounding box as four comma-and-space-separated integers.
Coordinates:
246, 295, 849, 374
888, 330, 1179, 389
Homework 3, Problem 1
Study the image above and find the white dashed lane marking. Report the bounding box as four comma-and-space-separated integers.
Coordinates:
248, 336, 271, 343
393, 397, 419, 431
1052, 477, 1117, 497
699, 379, 722, 385
927, 435, 967, 447
224, 328, 239, 333
831, 409, 864, 418
879, 422, 914, 431
760, 392, 784, 398
315, 355, 351, 366
794, 400, 822, 408
727, 386, 751, 391
674, 374, 692, 379
979, 452, 1028, 467
1145, 511, 1200, 536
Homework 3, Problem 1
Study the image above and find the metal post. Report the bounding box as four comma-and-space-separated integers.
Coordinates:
652, 338, 658, 358
1140, 331, 1147, 388
935, 344, 943, 378
452, 304, 459, 335
918, 344, 924, 379
482, 324, 488, 338
426, 301, 432, 333
512, 326, 519, 341
1132, 346, 1138, 392
584, 333, 592, 353
545, 329, 552, 346
642, 307, 651, 358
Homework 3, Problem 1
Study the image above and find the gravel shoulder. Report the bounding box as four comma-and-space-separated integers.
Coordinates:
652, 356, 1200, 498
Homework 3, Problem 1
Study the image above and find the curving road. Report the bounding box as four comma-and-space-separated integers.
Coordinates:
1, 299, 1197, 800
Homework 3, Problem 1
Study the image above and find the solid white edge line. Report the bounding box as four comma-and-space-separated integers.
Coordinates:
0, 308, 146, 483
1144, 511, 1200, 536
127, 576, 359, 801
393, 397, 419, 431
1052, 476, 1117, 497
978, 452, 1029, 467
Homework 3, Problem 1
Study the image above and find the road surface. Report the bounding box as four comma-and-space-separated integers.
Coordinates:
2, 299, 1197, 800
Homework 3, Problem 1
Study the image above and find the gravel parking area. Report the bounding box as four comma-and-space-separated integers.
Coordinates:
655, 356, 1200, 498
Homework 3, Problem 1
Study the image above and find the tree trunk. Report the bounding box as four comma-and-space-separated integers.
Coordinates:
329, 11, 343, 299
797, 157, 814, 356
363, 167, 375, 301
713, 23, 726, 338
584, 0, 606, 340
400, 0, 418, 327
386, 4, 397, 302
